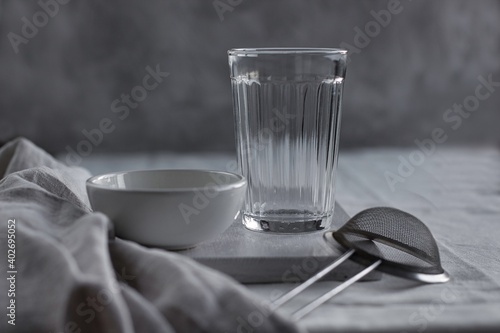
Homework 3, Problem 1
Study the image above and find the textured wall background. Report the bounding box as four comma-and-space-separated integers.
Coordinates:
0, 0, 499, 154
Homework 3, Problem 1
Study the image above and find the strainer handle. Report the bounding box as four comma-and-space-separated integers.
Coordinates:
272, 249, 356, 309
291, 259, 382, 320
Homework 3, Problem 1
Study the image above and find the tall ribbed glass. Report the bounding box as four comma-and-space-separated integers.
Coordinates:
228, 48, 347, 233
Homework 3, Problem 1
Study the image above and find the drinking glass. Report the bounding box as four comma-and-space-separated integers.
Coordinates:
228, 48, 347, 233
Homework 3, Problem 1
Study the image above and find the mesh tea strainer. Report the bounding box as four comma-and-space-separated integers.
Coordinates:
272, 207, 449, 320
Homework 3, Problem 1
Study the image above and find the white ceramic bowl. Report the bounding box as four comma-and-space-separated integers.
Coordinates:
86, 169, 247, 249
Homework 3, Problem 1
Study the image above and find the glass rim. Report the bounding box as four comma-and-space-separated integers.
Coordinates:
228, 47, 348, 56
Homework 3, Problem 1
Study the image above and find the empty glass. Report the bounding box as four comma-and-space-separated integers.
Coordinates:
228, 48, 347, 233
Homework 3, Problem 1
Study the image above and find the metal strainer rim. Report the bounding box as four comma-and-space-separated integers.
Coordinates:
324, 231, 450, 283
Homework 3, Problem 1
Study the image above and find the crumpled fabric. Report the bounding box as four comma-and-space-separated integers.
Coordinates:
0, 138, 303, 333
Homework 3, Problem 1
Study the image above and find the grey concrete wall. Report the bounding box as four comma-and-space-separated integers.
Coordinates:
0, 0, 499, 154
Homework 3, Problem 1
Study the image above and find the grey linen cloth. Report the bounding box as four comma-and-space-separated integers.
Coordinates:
0, 138, 303, 333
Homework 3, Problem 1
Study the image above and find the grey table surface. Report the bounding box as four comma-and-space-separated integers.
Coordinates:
76, 147, 500, 333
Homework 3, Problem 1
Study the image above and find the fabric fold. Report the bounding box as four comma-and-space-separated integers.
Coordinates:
0, 138, 303, 333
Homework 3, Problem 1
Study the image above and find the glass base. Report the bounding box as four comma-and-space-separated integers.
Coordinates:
242, 210, 332, 233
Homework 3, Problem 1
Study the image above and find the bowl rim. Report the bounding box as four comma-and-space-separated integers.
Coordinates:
86, 169, 247, 193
